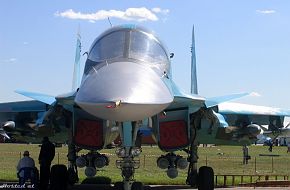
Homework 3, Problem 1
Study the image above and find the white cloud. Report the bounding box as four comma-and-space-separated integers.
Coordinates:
256, 9, 276, 14
8, 58, 17, 62
151, 8, 169, 15
55, 7, 169, 22
0, 58, 17, 64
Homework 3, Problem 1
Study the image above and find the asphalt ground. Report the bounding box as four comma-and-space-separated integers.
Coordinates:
68, 184, 290, 190
1, 182, 289, 189
2, 179, 288, 190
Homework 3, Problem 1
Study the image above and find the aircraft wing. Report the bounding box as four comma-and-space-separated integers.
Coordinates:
0, 100, 47, 113
166, 81, 205, 111
15, 90, 56, 105
205, 93, 251, 108
54, 91, 76, 112
14, 89, 77, 111
218, 102, 290, 116
166, 81, 252, 113
217, 102, 290, 126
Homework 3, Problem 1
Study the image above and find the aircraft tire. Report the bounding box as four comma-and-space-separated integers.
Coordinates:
114, 182, 124, 190
198, 166, 214, 190
50, 164, 68, 190
131, 182, 144, 190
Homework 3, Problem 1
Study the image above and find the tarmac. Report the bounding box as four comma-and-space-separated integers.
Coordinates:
68, 184, 290, 190
1, 182, 289, 190
0, 182, 290, 190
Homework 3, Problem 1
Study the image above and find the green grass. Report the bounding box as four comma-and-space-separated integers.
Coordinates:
1, 144, 290, 186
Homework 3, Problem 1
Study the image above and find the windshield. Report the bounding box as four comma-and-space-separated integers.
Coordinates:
89, 31, 126, 62
88, 28, 169, 65
129, 31, 168, 64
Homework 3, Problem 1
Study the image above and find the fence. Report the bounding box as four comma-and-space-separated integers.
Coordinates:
199, 154, 290, 175
215, 174, 289, 187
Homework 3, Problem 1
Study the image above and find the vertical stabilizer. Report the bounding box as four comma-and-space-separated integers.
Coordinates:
72, 28, 82, 91
191, 25, 198, 94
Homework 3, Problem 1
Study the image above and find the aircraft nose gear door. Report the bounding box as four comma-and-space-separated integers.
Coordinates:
114, 122, 144, 190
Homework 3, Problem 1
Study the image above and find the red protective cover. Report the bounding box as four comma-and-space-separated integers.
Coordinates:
74, 119, 104, 149
159, 120, 189, 150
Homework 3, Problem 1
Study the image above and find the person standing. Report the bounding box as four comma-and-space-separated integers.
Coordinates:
39, 136, 55, 190
242, 145, 249, 165
268, 140, 273, 152
287, 142, 290, 153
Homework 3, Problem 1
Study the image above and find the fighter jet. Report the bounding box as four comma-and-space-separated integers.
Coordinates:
3, 25, 290, 190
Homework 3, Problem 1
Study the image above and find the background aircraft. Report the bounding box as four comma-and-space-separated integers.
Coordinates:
0, 100, 70, 143
1, 25, 290, 190
210, 102, 290, 143
256, 122, 290, 147
0, 100, 45, 141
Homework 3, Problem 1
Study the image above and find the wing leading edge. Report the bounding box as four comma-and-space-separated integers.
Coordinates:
218, 102, 290, 117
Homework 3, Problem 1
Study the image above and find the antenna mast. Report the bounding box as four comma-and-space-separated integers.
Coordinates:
107, 17, 112, 27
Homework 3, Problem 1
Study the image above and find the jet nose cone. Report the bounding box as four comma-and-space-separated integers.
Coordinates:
75, 62, 173, 121
248, 124, 262, 137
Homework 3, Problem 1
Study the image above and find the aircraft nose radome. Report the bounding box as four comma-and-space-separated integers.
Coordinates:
75, 62, 173, 121
248, 124, 262, 137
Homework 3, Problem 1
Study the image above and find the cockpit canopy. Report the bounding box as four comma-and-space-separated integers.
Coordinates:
84, 25, 170, 74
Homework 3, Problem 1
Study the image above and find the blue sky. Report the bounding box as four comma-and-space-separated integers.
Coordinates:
1, 1, 290, 110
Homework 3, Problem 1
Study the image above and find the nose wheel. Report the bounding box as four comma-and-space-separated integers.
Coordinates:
131, 182, 144, 190
114, 182, 124, 190
114, 181, 144, 190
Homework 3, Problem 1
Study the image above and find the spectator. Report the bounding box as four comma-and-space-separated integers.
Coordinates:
287, 142, 290, 153
275, 138, 279, 146
39, 136, 55, 190
16, 151, 37, 185
135, 130, 143, 149
268, 140, 273, 152
242, 145, 250, 164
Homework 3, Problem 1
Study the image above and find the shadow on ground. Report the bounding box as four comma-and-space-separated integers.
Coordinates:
68, 176, 194, 190
69, 184, 194, 190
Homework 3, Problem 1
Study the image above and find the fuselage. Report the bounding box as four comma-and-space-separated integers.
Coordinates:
75, 25, 174, 121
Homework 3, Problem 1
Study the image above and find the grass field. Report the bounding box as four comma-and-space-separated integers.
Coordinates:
1, 143, 290, 186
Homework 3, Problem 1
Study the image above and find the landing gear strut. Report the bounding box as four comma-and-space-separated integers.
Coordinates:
186, 113, 214, 190
67, 115, 79, 185
186, 138, 214, 190
114, 122, 144, 190
115, 152, 141, 190
186, 138, 199, 187
115, 146, 143, 190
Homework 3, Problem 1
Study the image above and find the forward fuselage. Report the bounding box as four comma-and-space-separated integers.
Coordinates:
75, 25, 173, 121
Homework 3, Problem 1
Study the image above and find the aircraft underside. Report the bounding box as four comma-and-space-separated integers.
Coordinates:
63, 106, 215, 190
